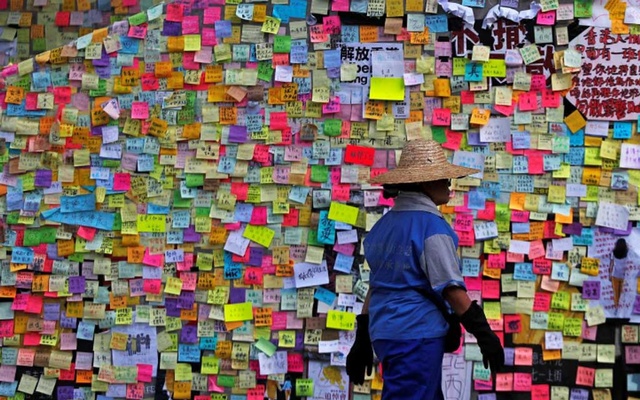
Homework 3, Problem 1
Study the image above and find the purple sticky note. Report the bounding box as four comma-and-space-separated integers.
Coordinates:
165, 298, 181, 317
43, 303, 61, 321
162, 21, 182, 36
228, 125, 248, 143
183, 226, 202, 243
562, 223, 583, 236
570, 388, 589, 400
178, 291, 195, 310
94, 65, 111, 79
57, 386, 75, 400
180, 325, 198, 344
582, 281, 601, 300
68, 276, 86, 294
248, 247, 264, 266
294, 331, 304, 351
60, 312, 77, 329
229, 288, 246, 304
35, 170, 52, 188
634, 296, 640, 314
92, 49, 110, 67
503, 347, 515, 366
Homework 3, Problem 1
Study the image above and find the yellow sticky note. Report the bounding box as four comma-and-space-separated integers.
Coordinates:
564, 110, 587, 133
369, 77, 405, 101
137, 215, 167, 233
184, 35, 201, 51
261, 16, 281, 34
483, 301, 502, 320
243, 224, 275, 248
164, 277, 183, 295
327, 202, 359, 225
224, 302, 254, 322
326, 310, 356, 330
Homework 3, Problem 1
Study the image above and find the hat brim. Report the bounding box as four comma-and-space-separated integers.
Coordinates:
369, 164, 480, 185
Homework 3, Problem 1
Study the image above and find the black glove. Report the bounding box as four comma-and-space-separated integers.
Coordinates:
346, 314, 374, 385
460, 301, 504, 373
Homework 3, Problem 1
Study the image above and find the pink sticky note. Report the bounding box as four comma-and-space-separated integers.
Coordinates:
536, 10, 556, 25
432, 108, 451, 126
113, 173, 131, 191
514, 347, 533, 366
131, 102, 149, 120
77, 226, 97, 241
495, 372, 514, 391
137, 364, 153, 382
142, 249, 164, 268
513, 372, 532, 391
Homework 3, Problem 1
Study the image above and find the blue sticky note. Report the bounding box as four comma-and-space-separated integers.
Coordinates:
60, 193, 96, 213
214, 20, 232, 38
513, 263, 536, 281
314, 287, 337, 305
11, 247, 34, 264
272, 5, 290, 23
341, 26, 359, 43
465, 63, 483, 82
424, 14, 449, 32
467, 190, 486, 210
334, 253, 354, 273
461, 258, 481, 277
565, 147, 585, 165
614, 121, 633, 139
512, 131, 531, 149
289, 0, 308, 18
317, 210, 336, 245
512, 223, 530, 234
569, 128, 584, 146
119, 37, 140, 54
324, 49, 341, 69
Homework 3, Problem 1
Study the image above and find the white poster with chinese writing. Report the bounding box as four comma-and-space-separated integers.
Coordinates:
308, 360, 349, 400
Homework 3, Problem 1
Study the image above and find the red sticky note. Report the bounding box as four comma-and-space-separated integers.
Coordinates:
575, 366, 595, 387
25, 295, 43, 314
165, 3, 184, 21
504, 315, 522, 333
481, 279, 501, 299
344, 144, 375, 166
143, 279, 162, 294
55, 12, 71, 27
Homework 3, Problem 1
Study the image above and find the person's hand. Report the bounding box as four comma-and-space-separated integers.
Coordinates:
346, 314, 374, 385
460, 301, 504, 374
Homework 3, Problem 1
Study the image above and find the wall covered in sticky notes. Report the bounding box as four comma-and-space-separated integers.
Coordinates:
1, 0, 640, 399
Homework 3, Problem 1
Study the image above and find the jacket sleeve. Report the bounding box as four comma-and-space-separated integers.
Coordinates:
420, 233, 466, 294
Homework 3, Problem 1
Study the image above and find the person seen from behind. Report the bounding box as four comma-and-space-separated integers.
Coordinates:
346, 139, 505, 399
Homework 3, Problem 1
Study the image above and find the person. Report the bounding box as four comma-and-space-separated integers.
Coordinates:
611, 238, 628, 308
346, 139, 505, 399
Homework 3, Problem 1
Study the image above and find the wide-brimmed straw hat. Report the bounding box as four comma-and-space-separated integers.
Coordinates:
369, 139, 479, 185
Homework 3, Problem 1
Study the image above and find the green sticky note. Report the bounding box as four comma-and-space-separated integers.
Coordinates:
185, 173, 204, 188
369, 77, 405, 101
128, 12, 148, 26
255, 338, 277, 356
6, 212, 19, 225
69, 253, 84, 262
273, 35, 291, 53
310, 165, 329, 183
307, 230, 322, 246
574, 0, 592, 17
113, 213, 122, 231
40, 227, 57, 244
431, 126, 446, 143
195, 207, 209, 217
296, 379, 314, 396
452, 57, 468, 76
323, 119, 342, 137
258, 61, 274, 82
548, 312, 565, 330
173, 190, 193, 208
216, 375, 236, 388
23, 230, 41, 247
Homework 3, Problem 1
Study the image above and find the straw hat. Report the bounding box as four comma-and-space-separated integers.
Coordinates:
369, 139, 479, 185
